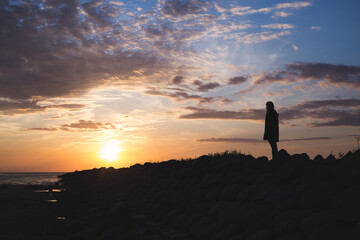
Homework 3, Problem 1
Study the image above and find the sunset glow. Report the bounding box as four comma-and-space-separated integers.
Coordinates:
99, 141, 122, 163
0, 0, 359, 172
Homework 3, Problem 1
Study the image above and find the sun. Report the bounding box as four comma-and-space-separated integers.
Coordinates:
99, 141, 121, 162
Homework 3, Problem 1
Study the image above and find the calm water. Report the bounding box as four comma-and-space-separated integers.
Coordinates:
0, 172, 67, 185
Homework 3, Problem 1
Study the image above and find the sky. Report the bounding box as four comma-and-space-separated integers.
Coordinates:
0, 0, 359, 171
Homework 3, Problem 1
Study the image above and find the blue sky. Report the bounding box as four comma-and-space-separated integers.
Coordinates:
0, 0, 359, 171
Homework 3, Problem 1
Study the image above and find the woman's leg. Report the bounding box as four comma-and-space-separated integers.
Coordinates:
268, 140, 278, 160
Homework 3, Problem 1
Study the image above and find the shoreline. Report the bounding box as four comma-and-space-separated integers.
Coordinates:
0, 184, 68, 240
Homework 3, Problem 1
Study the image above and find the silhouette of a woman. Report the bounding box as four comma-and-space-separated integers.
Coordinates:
263, 101, 279, 160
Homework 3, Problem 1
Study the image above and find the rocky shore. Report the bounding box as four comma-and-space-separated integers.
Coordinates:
0, 185, 67, 240
59, 149, 360, 240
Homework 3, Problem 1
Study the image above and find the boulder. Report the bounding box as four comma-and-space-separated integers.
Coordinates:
299, 181, 336, 209
333, 152, 360, 187
307, 222, 349, 240
245, 229, 274, 240
274, 210, 308, 235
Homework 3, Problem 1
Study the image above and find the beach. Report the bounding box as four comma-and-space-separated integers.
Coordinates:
0, 185, 67, 240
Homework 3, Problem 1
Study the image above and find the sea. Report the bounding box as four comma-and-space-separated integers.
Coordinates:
0, 172, 68, 185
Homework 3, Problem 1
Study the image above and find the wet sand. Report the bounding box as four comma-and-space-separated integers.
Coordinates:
0, 185, 67, 240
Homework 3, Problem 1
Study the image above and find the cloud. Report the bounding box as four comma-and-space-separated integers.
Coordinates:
286, 62, 360, 87
264, 89, 293, 96
179, 99, 360, 127
162, 0, 210, 17
145, 89, 215, 103
261, 24, 294, 29
24, 127, 58, 131
0, 1, 168, 100
248, 62, 360, 88
0, 0, 313, 102
275, 2, 311, 9
273, 11, 293, 18
228, 76, 248, 85
179, 107, 264, 120
215, 1, 310, 17
61, 120, 116, 131
292, 44, 299, 51
196, 137, 332, 143
233, 31, 292, 44
172, 76, 185, 85
311, 26, 321, 30
196, 137, 263, 143
0, 99, 86, 115
193, 80, 221, 92
0, 100, 45, 115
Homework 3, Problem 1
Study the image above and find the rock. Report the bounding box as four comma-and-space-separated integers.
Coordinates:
276, 156, 308, 182
300, 210, 337, 233
274, 210, 308, 236
275, 232, 302, 240
347, 221, 360, 240
313, 154, 324, 162
265, 184, 301, 212
229, 234, 244, 240
247, 173, 279, 201
333, 152, 360, 187
300, 181, 336, 209
245, 229, 274, 240
238, 204, 271, 235
307, 222, 349, 240
218, 201, 246, 224
299, 164, 331, 187
220, 184, 242, 201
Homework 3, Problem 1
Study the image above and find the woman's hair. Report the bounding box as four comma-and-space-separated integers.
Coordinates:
266, 101, 274, 109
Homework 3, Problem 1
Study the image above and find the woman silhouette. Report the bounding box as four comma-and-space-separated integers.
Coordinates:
263, 101, 279, 160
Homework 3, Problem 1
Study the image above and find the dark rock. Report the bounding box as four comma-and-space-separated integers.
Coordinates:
300, 210, 337, 233
265, 184, 301, 212
276, 156, 308, 182
299, 164, 331, 187
308, 222, 350, 240
229, 234, 244, 240
313, 154, 324, 162
246, 229, 274, 240
276, 232, 303, 240
324, 154, 337, 165
347, 221, 360, 240
248, 173, 279, 201
300, 181, 336, 209
274, 210, 308, 235
57, 150, 360, 240
333, 152, 360, 187
220, 184, 242, 201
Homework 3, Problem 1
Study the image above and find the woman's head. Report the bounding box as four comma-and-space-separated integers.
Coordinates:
266, 101, 274, 110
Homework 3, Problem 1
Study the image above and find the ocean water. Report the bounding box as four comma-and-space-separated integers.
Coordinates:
0, 172, 67, 185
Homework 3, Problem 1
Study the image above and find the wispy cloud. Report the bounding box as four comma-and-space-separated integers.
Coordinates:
275, 2, 311, 9
261, 24, 294, 29
145, 89, 215, 104
193, 80, 221, 92
242, 62, 360, 89
196, 136, 332, 143
179, 99, 360, 127
0, 99, 85, 115
23, 120, 117, 132
272, 11, 293, 18
228, 76, 248, 85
